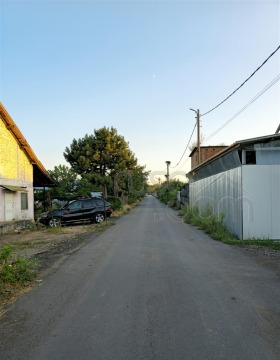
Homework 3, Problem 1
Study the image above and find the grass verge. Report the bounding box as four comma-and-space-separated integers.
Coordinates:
179, 204, 280, 250
112, 201, 140, 218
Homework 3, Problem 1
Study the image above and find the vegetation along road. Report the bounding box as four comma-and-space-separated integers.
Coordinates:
1, 195, 280, 360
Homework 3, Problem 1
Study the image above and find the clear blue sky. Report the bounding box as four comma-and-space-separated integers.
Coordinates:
1, 0, 279, 183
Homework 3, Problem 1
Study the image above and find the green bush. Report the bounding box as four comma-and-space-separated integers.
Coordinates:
0, 245, 12, 265
107, 196, 123, 210
128, 196, 139, 205
157, 180, 183, 206
0, 245, 39, 284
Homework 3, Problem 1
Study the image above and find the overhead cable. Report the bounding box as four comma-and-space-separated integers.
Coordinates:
204, 74, 280, 143
171, 122, 197, 168
201, 45, 280, 117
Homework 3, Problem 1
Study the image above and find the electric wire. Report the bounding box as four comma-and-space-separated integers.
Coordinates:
204, 74, 280, 143
171, 122, 197, 168
201, 45, 280, 117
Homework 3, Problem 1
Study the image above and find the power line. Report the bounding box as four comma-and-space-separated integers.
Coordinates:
204, 74, 280, 143
201, 45, 280, 117
171, 122, 197, 168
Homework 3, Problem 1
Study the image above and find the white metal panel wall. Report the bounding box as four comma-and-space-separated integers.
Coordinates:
189, 167, 243, 238
242, 165, 280, 239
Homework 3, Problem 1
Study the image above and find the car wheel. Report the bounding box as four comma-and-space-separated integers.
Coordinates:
94, 212, 105, 223
48, 217, 61, 228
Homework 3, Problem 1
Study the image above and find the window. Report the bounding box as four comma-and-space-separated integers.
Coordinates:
246, 150, 256, 164
21, 193, 28, 210
95, 199, 104, 206
83, 199, 94, 208
68, 201, 82, 210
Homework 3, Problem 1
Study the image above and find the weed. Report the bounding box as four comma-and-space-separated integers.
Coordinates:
46, 227, 66, 234
0, 245, 13, 265
0, 245, 39, 303
180, 204, 280, 249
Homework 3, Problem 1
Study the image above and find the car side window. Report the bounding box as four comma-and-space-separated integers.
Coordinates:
68, 201, 82, 210
95, 199, 103, 206
83, 199, 94, 208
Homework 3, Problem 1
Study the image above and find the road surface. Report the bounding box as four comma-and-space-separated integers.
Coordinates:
1, 195, 280, 359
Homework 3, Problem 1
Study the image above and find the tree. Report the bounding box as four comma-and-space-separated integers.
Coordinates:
48, 165, 77, 200
63, 127, 143, 197
74, 177, 101, 198
114, 166, 149, 199
156, 180, 183, 206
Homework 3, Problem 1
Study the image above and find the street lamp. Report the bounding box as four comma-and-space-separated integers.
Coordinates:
166, 161, 171, 183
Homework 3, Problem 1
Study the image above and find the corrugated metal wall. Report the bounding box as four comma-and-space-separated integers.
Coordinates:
189, 167, 243, 239
242, 165, 280, 239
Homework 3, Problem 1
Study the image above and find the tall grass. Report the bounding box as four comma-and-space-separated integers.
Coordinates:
0, 245, 39, 302
179, 204, 280, 250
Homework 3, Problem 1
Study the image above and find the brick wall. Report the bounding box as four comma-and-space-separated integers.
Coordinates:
191, 146, 227, 169
0, 117, 34, 221
0, 118, 33, 181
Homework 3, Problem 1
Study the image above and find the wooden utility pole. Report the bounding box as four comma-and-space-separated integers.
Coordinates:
190, 108, 201, 165
196, 109, 201, 165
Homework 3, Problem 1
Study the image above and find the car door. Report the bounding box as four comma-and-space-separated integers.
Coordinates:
81, 199, 96, 220
61, 200, 83, 223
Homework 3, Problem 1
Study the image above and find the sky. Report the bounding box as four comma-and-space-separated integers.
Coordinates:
1, 0, 279, 184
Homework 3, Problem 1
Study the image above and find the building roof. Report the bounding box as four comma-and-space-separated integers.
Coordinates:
0, 103, 57, 187
187, 133, 280, 181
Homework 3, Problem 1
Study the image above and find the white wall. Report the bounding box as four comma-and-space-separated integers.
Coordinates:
189, 167, 243, 239
0, 184, 34, 222
242, 165, 280, 240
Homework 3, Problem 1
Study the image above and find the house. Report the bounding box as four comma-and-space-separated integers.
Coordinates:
0, 103, 56, 233
187, 134, 280, 240
189, 146, 228, 169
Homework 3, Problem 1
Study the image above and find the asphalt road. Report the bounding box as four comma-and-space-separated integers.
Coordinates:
1, 196, 280, 360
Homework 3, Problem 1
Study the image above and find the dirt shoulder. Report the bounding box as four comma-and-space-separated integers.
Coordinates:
236, 245, 280, 277
0, 219, 117, 312
0, 222, 111, 259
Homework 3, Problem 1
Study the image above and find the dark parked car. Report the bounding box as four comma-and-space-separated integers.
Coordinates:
38, 198, 112, 228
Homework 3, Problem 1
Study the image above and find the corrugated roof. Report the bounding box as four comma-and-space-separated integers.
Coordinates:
188, 133, 280, 175
0, 103, 57, 187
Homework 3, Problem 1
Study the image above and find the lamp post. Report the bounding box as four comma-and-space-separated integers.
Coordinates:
156, 177, 162, 186
165, 161, 171, 183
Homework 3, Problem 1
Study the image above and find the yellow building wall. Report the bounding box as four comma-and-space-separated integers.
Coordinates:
0, 118, 33, 182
